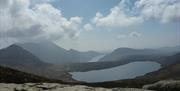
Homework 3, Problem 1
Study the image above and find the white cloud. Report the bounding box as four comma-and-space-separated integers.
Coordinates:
117, 31, 141, 39
83, 23, 93, 31
161, 3, 180, 23
92, 5, 143, 28
136, 0, 180, 23
129, 31, 142, 38
92, 0, 180, 29
0, 0, 83, 43
30, 0, 54, 6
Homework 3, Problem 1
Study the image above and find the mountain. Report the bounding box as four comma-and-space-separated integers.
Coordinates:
68, 49, 103, 62
0, 44, 49, 69
0, 45, 74, 82
18, 42, 101, 64
157, 46, 180, 54
18, 42, 69, 64
99, 48, 165, 62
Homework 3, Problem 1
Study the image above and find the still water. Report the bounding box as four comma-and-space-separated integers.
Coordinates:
70, 61, 161, 83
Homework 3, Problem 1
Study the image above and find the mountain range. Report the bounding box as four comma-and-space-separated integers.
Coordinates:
18, 41, 102, 64
63, 46, 180, 72
99, 48, 169, 62
0, 44, 180, 87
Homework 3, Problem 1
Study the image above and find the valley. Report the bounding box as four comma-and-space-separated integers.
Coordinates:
0, 43, 180, 91
0, 0, 179, 90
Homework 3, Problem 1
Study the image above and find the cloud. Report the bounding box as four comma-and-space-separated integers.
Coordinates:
30, 0, 53, 4
83, 23, 93, 31
92, 0, 180, 29
92, 0, 143, 28
0, 0, 10, 9
0, 0, 83, 43
136, 0, 180, 23
129, 31, 142, 38
117, 31, 141, 39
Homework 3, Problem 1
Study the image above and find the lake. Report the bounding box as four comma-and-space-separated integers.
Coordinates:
70, 61, 161, 83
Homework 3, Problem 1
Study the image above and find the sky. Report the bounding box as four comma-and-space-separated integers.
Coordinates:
0, 0, 180, 51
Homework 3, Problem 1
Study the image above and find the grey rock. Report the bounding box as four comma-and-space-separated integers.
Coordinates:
143, 80, 180, 91
0, 83, 153, 91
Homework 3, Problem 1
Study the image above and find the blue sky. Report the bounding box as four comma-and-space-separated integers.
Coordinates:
52, 0, 121, 20
0, 0, 179, 51
51, 0, 180, 51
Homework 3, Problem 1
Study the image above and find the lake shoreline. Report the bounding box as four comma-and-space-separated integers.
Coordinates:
70, 61, 161, 83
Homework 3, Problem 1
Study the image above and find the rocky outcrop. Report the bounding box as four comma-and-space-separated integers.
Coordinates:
143, 80, 180, 91
0, 83, 153, 91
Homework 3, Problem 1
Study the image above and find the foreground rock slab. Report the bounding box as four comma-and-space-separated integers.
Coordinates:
143, 80, 180, 91
0, 83, 153, 91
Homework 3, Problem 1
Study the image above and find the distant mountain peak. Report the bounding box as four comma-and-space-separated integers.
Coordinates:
69, 49, 79, 53
0, 44, 49, 68
7, 44, 23, 50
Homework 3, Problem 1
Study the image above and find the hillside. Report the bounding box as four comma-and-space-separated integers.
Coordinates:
158, 53, 180, 66
1, 65, 178, 91
0, 45, 74, 82
157, 46, 180, 54
0, 66, 58, 83
139, 53, 180, 80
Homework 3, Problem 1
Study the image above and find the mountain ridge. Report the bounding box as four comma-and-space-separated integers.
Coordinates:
99, 47, 177, 62
18, 42, 102, 64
